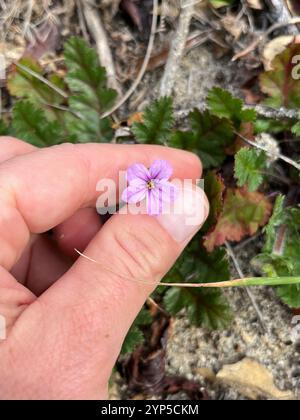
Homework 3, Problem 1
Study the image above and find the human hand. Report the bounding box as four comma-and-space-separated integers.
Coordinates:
0, 137, 209, 400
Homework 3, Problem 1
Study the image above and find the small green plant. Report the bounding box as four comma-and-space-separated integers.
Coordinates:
5, 37, 117, 145
2, 36, 300, 354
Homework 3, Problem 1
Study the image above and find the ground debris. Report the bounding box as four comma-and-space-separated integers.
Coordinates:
217, 358, 295, 400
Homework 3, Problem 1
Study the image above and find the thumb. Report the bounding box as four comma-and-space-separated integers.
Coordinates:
14, 185, 209, 395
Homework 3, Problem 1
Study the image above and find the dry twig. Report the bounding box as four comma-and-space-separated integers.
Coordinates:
175, 101, 299, 121
266, 0, 299, 34
232, 16, 300, 61
160, 0, 195, 97
225, 241, 268, 332
100, 0, 159, 119
76, 0, 89, 41
81, 0, 121, 94
235, 130, 300, 171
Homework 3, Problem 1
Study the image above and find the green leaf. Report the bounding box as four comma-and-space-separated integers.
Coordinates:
255, 118, 292, 134
121, 308, 153, 355
65, 111, 113, 143
253, 253, 294, 277
164, 286, 231, 330
64, 37, 117, 113
209, 0, 235, 7
170, 109, 235, 168
163, 286, 191, 315
132, 97, 173, 144
12, 101, 63, 147
64, 36, 117, 142
0, 120, 10, 135
121, 326, 144, 355
7, 57, 65, 108
277, 284, 300, 308
207, 87, 256, 127
163, 244, 231, 329
187, 288, 232, 330
259, 42, 300, 108
263, 194, 285, 253
292, 120, 300, 136
234, 147, 267, 192
256, 200, 300, 308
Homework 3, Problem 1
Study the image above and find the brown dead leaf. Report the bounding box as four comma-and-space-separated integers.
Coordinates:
128, 112, 144, 126
246, 0, 263, 9
262, 35, 300, 71
221, 14, 247, 41
0, 40, 25, 69
241, 88, 262, 105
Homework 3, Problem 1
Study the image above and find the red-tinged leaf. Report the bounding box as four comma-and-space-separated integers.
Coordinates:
259, 41, 300, 108
293, 308, 300, 315
204, 188, 272, 252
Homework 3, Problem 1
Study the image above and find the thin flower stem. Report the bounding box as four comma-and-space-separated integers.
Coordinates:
75, 249, 300, 289
147, 297, 169, 317
159, 277, 300, 288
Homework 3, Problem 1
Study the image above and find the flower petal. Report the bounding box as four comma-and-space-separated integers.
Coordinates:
157, 180, 179, 202
146, 189, 163, 215
127, 163, 150, 182
149, 159, 172, 180
122, 185, 147, 203
128, 178, 147, 189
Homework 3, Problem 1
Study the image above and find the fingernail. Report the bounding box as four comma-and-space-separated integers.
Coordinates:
157, 186, 209, 243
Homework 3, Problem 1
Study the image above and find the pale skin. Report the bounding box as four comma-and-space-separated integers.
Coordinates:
0, 137, 208, 400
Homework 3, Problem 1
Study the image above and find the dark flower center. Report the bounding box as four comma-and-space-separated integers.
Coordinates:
147, 180, 155, 190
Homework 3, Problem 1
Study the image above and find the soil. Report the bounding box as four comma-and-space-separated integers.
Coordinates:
166, 238, 300, 400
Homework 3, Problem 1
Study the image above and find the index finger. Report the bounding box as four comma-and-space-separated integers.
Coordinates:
0, 142, 202, 269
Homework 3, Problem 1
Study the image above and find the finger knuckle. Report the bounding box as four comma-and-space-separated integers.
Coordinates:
112, 223, 170, 282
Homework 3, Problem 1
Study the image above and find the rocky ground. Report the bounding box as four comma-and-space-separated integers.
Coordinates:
166, 284, 300, 400
110, 236, 300, 400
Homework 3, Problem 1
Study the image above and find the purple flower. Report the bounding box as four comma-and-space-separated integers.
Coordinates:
122, 159, 179, 215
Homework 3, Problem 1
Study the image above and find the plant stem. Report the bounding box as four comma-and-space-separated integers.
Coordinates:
160, 276, 300, 288
15, 62, 68, 99
234, 130, 300, 171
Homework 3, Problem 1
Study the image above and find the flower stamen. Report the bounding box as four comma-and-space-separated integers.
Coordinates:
147, 180, 155, 190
